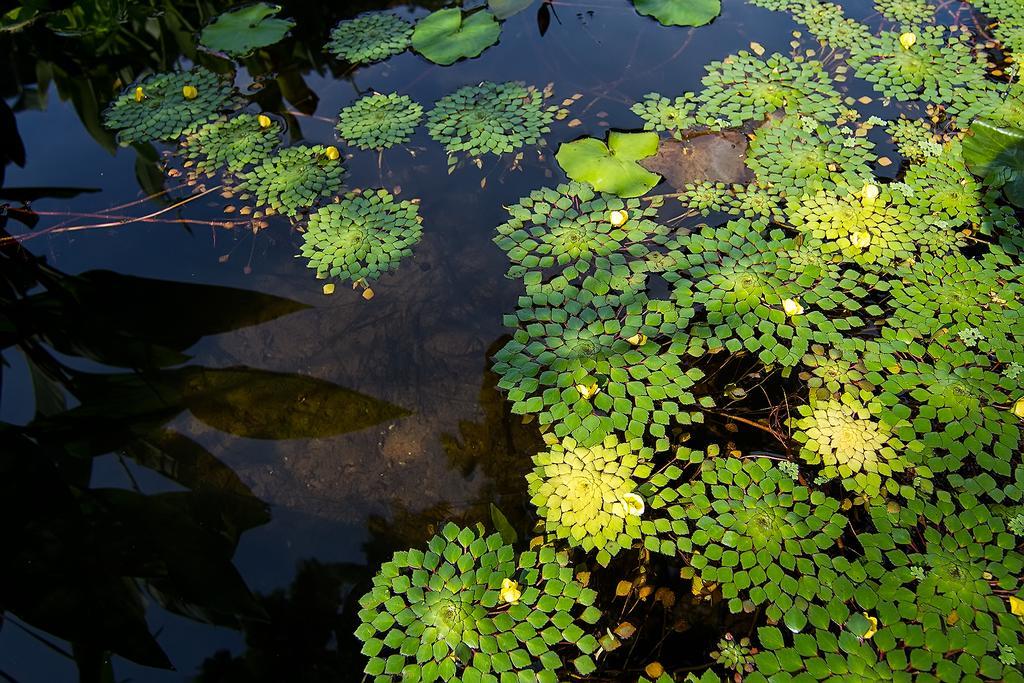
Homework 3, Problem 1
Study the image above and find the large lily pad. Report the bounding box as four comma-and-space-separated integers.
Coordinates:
199, 3, 295, 57
632, 0, 722, 27
555, 131, 662, 197
962, 118, 1024, 207
412, 8, 501, 66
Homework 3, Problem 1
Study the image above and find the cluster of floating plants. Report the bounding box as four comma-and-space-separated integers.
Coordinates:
300, 189, 422, 286
473, 0, 1024, 678
427, 81, 566, 163
93, 1, 1024, 680
180, 113, 281, 176
336, 93, 423, 151
102, 67, 238, 144
354, 523, 603, 681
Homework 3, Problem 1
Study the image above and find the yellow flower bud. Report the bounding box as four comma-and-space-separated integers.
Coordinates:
134, 86, 145, 102
862, 613, 878, 639
325, 145, 341, 161
182, 85, 198, 100
499, 578, 521, 605
1013, 397, 1024, 420
576, 383, 600, 399
861, 183, 880, 204
609, 209, 629, 227
899, 32, 916, 49
851, 230, 872, 249
622, 492, 645, 516
258, 114, 273, 129
782, 298, 804, 316
626, 333, 648, 346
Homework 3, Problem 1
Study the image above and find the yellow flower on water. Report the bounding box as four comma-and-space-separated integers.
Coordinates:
322, 283, 335, 295
862, 613, 878, 639
626, 333, 648, 346
325, 145, 341, 161
609, 209, 629, 227
134, 86, 145, 102
851, 230, 872, 249
622, 492, 645, 516
861, 183, 879, 204
499, 578, 521, 605
1013, 397, 1024, 420
782, 298, 804, 316
257, 114, 273, 129
182, 85, 198, 100
576, 383, 600, 399
899, 32, 916, 49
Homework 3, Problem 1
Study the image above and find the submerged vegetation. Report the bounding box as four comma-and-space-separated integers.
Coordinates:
5, 0, 1024, 680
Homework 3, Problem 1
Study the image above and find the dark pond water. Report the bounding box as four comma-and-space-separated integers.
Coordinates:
0, 0, 984, 681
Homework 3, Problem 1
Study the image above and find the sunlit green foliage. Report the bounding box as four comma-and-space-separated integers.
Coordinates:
903, 153, 984, 227
970, 0, 1024, 56
790, 0, 872, 49
949, 81, 1024, 130
799, 340, 879, 399
643, 457, 847, 621
849, 26, 986, 102
790, 394, 923, 497
695, 52, 842, 128
556, 132, 662, 198
493, 182, 670, 278
874, 0, 934, 25
747, 117, 875, 194
887, 118, 942, 161
878, 353, 1021, 476
427, 81, 558, 160
855, 497, 1024, 676
181, 114, 280, 175
680, 181, 732, 215
235, 145, 345, 217
680, 181, 785, 220
881, 253, 1024, 358
631, 92, 696, 137
103, 67, 238, 144
300, 189, 422, 285
493, 285, 707, 452
786, 186, 923, 266
745, 618, 1024, 683
528, 435, 652, 566
354, 523, 603, 682
666, 221, 877, 367
336, 93, 423, 151
325, 11, 412, 64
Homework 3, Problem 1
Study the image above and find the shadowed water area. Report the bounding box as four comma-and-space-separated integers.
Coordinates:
2, 0, 1024, 681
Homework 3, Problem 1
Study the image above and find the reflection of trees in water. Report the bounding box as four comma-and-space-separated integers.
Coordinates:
0, 1, 447, 150
0, 200, 405, 680
195, 503, 456, 683
191, 353, 549, 683
441, 336, 545, 534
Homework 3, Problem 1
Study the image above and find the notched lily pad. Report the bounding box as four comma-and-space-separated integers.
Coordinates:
199, 3, 295, 57
412, 8, 501, 66
556, 131, 662, 197
632, 0, 722, 27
